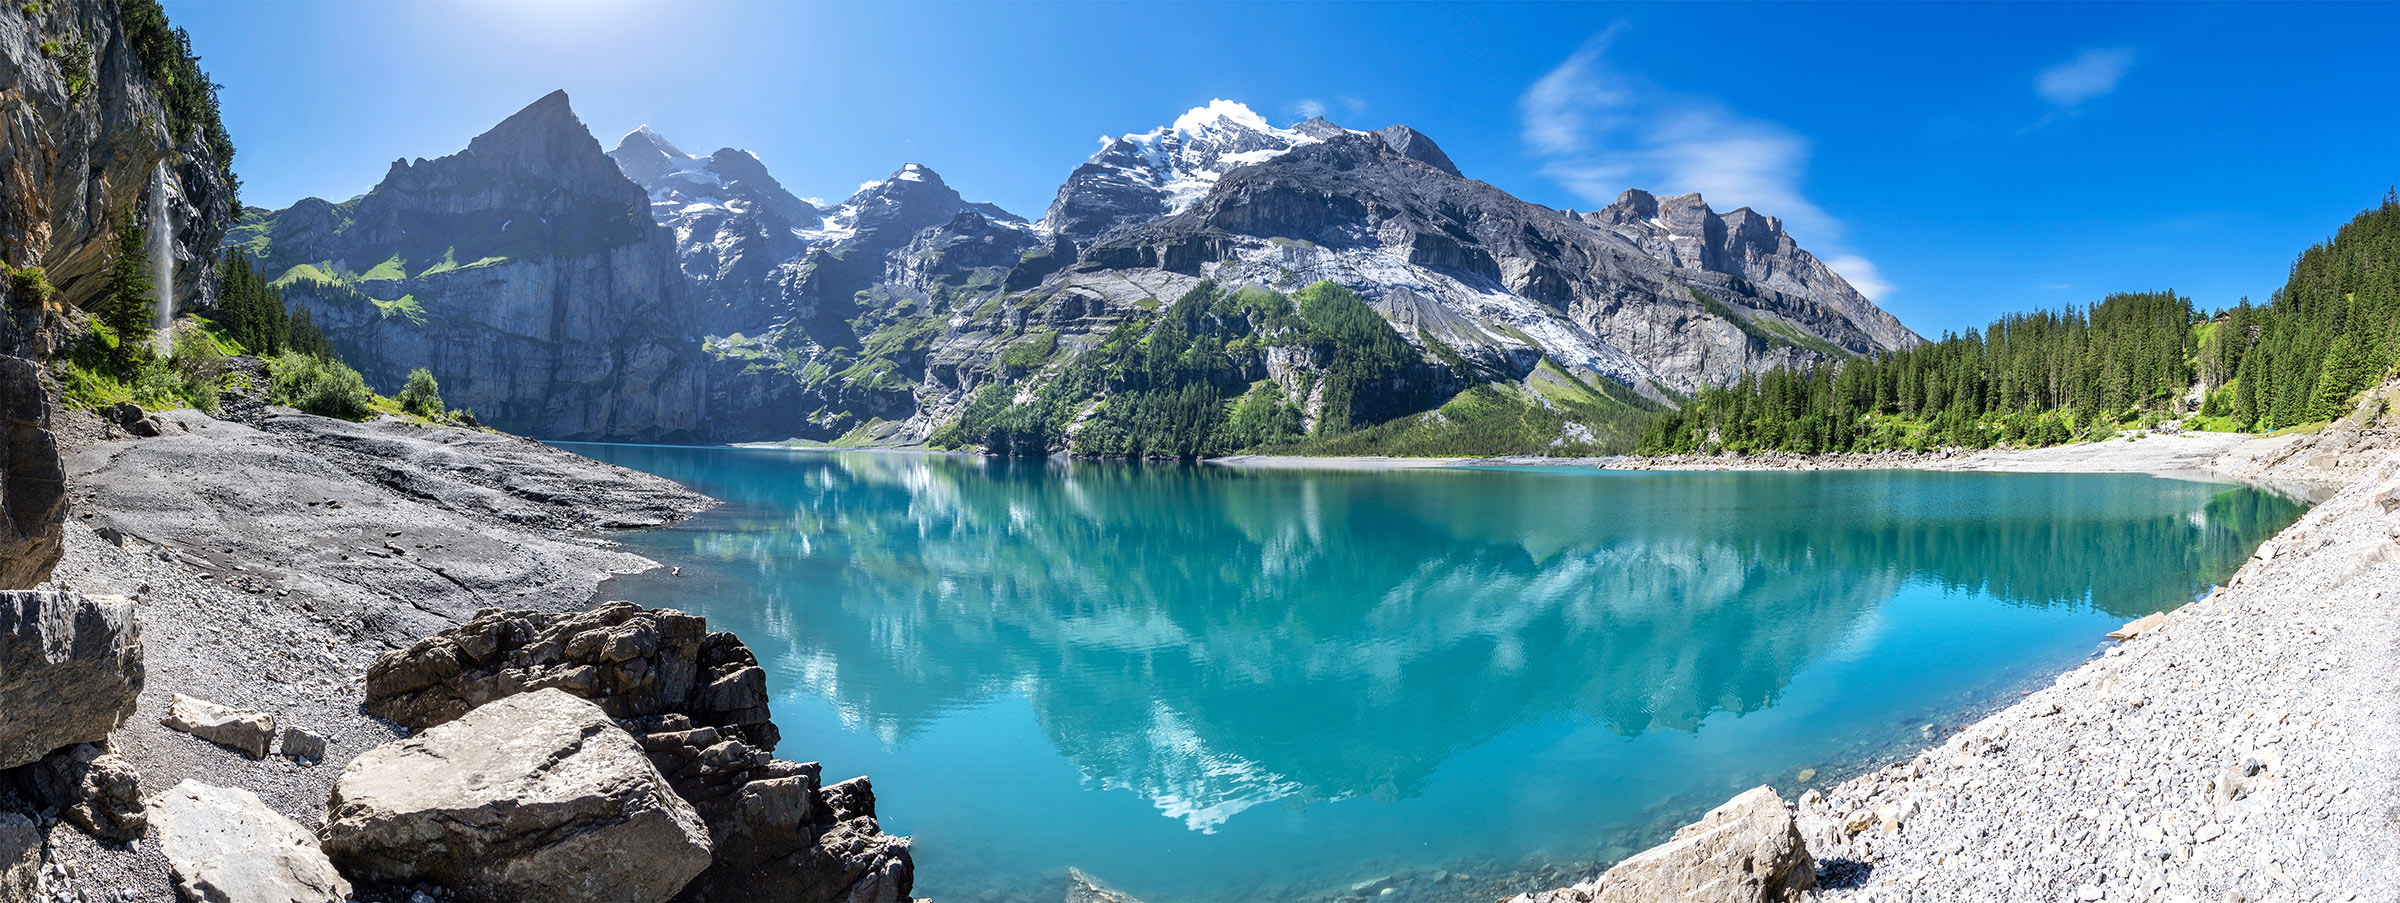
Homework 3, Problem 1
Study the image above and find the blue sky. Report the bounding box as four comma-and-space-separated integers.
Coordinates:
168, 0, 2396, 335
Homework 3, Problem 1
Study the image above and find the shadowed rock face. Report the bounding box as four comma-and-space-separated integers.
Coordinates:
0, 591, 142, 770
239, 91, 713, 441
0, 356, 62, 588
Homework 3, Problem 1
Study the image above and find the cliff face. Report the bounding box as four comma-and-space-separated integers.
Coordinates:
0, 1, 236, 355
234, 92, 712, 441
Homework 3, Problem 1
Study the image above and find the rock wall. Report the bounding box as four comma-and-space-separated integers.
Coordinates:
0, 1, 235, 318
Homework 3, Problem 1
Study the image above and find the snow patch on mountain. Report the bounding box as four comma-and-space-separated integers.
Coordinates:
1108, 99, 1323, 215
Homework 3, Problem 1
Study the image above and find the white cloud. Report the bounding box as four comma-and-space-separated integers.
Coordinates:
1823, 255, 1892, 301
1292, 98, 1327, 120
1337, 96, 1368, 116
1520, 30, 1889, 299
2036, 47, 2135, 108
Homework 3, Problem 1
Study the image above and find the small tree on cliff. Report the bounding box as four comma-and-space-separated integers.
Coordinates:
99, 212, 156, 365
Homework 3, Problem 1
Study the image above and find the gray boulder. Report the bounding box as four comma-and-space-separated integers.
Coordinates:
0, 811, 34, 902
148, 779, 351, 903
161, 693, 277, 759
0, 591, 142, 769
363, 601, 776, 746
279, 725, 327, 763
320, 688, 713, 903
14, 742, 144, 841
0, 356, 62, 588
1508, 786, 1815, 903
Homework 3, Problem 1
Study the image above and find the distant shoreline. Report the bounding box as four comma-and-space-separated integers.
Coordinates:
724, 432, 2338, 498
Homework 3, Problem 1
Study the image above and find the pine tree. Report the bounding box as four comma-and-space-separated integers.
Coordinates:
99, 213, 155, 366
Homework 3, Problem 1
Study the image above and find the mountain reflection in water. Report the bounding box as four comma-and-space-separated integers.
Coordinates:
579, 446, 2302, 899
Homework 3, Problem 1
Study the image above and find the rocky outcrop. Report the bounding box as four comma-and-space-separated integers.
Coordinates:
0, 590, 141, 769
0, 356, 63, 587
1509, 787, 1815, 903
321, 688, 713, 903
161, 692, 277, 759
150, 779, 351, 903
13, 742, 145, 841
361, 601, 776, 744
361, 602, 914, 902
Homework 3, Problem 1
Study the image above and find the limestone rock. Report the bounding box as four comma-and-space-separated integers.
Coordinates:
149, 779, 350, 903
14, 742, 144, 841
1508, 786, 1815, 903
161, 693, 276, 759
0, 811, 35, 903
364, 601, 776, 747
0, 590, 142, 769
320, 688, 713, 903
0, 356, 63, 588
2107, 612, 2167, 641
104, 401, 168, 438
279, 725, 327, 763
367, 602, 913, 902
1066, 867, 1142, 903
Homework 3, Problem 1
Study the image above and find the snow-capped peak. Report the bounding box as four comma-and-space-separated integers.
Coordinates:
1104, 99, 1324, 215
621, 124, 688, 160
1169, 98, 1279, 137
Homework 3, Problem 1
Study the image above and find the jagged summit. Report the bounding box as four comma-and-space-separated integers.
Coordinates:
462, 90, 607, 175
1043, 99, 1331, 248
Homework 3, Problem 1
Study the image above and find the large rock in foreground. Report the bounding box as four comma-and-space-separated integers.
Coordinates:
320, 688, 713, 903
149, 779, 351, 903
364, 602, 913, 902
0, 590, 142, 769
1509, 786, 1815, 903
0, 356, 62, 588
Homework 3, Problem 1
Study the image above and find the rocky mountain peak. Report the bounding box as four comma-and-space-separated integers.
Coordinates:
461, 90, 609, 177
608, 125, 692, 186
1370, 125, 1460, 178
1292, 116, 1349, 140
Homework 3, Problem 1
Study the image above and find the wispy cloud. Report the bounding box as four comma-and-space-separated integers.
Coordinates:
1520, 30, 1889, 299
2036, 47, 2136, 108
1291, 97, 1367, 124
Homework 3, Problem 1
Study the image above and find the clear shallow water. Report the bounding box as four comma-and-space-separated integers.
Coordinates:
566, 446, 2306, 902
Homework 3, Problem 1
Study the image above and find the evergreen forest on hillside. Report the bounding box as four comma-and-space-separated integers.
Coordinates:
1639, 194, 2400, 455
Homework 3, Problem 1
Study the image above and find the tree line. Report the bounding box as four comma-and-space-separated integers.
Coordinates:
1640, 193, 2400, 455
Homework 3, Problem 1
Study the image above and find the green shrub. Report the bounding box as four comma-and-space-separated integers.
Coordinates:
268, 351, 374, 420
5, 264, 51, 308
397, 367, 442, 417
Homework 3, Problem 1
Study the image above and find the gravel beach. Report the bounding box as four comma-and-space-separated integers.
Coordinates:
27, 406, 713, 902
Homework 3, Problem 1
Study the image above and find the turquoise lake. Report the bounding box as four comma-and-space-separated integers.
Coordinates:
566, 446, 2306, 902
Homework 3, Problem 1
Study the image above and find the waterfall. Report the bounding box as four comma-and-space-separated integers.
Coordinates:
148, 162, 173, 343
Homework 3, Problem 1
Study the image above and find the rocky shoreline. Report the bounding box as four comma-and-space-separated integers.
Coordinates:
1501, 398, 2400, 902
3, 399, 915, 901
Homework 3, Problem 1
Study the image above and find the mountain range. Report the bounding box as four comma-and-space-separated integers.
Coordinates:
228, 91, 1918, 449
